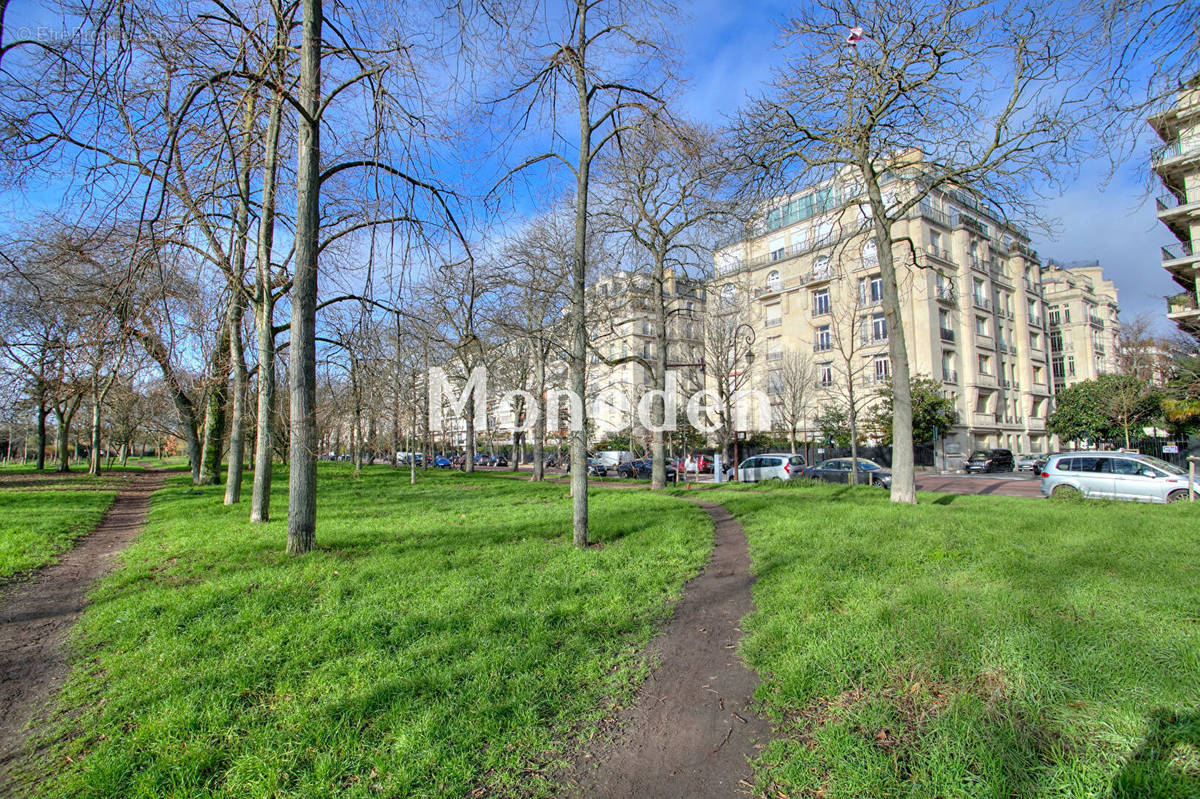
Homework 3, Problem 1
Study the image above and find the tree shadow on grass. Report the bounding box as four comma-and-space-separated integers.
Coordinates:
1109, 709, 1200, 798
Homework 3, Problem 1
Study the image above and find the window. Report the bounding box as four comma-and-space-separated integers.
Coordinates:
978, 354, 992, 375
939, 309, 951, 329
873, 355, 891, 382
768, 339, 783, 361
1049, 329, 1063, 353
1063, 306, 1072, 323
768, 369, 784, 395
818, 362, 833, 386
975, 315, 989, 337
861, 239, 878, 266
812, 288, 830, 316
769, 238, 785, 261
1033, 364, 1044, 384
1052, 357, 1065, 379
815, 324, 832, 352
721, 284, 736, 305
867, 276, 883, 304
1027, 298, 1038, 319
941, 352, 956, 382
814, 217, 835, 245
870, 313, 887, 343
766, 270, 781, 291
1066, 355, 1076, 376
765, 303, 781, 328
1029, 331, 1041, 350
813, 254, 832, 279
1048, 307, 1060, 326
929, 230, 942, 252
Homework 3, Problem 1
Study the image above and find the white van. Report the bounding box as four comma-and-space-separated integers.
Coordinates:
594, 450, 635, 469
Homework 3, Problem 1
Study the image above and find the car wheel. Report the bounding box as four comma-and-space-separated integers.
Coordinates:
1052, 484, 1081, 499
1167, 490, 1190, 503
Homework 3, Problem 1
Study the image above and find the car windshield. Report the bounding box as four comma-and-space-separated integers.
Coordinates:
1138, 455, 1186, 475
969, 450, 989, 459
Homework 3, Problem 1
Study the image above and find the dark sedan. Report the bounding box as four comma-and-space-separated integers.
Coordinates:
801, 458, 892, 487
617, 458, 677, 481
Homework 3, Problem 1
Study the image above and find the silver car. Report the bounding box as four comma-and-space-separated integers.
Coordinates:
1040, 452, 1196, 503
735, 453, 806, 482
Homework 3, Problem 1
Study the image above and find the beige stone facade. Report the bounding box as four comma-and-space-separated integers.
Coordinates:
1151, 76, 1200, 336
712, 169, 1056, 458
1040, 261, 1120, 391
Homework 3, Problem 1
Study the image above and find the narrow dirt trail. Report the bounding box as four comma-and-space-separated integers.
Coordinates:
0, 469, 166, 791
561, 500, 772, 798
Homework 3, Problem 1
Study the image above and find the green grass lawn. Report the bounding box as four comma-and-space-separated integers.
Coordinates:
0, 490, 117, 582
697, 482, 1200, 798
25, 465, 712, 798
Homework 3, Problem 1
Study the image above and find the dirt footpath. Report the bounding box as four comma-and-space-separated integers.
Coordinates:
561, 500, 772, 798
0, 469, 165, 792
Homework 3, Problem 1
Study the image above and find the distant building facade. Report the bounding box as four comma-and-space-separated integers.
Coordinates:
713, 163, 1056, 457
1040, 260, 1120, 391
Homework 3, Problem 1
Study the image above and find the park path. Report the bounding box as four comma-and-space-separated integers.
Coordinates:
0, 469, 166, 793
561, 500, 772, 798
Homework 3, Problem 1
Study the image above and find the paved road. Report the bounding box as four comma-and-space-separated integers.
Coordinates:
482, 463, 1046, 498
913, 471, 1044, 498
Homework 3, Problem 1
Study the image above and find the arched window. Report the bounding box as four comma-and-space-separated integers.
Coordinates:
813, 255, 831, 278
861, 240, 878, 266
766, 270, 781, 291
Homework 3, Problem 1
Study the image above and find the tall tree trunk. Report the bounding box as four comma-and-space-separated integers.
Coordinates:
865, 164, 915, 503
651, 249, 668, 490
199, 323, 231, 486
34, 399, 46, 471
848, 378, 859, 487
287, 0, 321, 555
250, 86, 283, 523
569, 1, 591, 547
225, 291, 248, 503
532, 349, 545, 481
88, 402, 102, 475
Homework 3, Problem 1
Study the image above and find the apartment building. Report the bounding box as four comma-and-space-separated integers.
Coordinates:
1041, 260, 1120, 391
585, 269, 707, 437
712, 166, 1055, 457
1151, 75, 1200, 336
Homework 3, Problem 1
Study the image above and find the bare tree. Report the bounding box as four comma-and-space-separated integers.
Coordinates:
499, 0, 674, 544
738, 0, 1100, 503
772, 350, 816, 455
595, 118, 740, 488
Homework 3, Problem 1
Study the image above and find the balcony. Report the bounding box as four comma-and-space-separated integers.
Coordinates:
939, 327, 956, 343
969, 256, 988, 274
1168, 292, 1198, 315
1088, 314, 1105, 329
1027, 418, 1046, 431
1156, 192, 1186, 211
764, 317, 782, 328
935, 285, 958, 303
918, 203, 955, 228
926, 246, 955, 265
973, 412, 996, 426
959, 215, 989, 237
1153, 138, 1200, 168
972, 295, 992, 311
1162, 241, 1196, 261
942, 369, 958, 384
813, 342, 833, 353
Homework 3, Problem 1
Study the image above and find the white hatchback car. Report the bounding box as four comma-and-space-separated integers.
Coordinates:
735, 453, 807, 482
1040, 452, 1196, 503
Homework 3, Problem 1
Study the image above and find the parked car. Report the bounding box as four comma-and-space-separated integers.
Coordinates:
964, 448, 1015, 473
587, 458, 607, 477
735, 453, 807, 483
1016, 453, 1041, 471
1040, 451, 1196, 503
617, 458, 677, 480
433, 455, 452, 468
473, 453, 491, 466
801, 458, 892, 488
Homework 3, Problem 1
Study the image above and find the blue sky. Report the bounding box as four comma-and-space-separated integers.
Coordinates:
669, 0, 1180, 332
2, 0, 1182, 331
